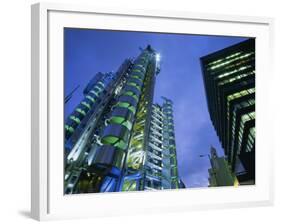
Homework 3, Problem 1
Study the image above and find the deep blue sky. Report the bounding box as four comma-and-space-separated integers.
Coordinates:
65, 28, 247, 188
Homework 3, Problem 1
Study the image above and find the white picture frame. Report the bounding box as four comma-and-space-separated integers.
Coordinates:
31, 2, 274, 221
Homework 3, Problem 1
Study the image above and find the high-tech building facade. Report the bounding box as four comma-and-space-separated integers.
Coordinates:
208, 147, 238, 187
145, 98, 179, 190
121, 98, 180, 191
64, 45, 181, 194
201, 39, 255, 185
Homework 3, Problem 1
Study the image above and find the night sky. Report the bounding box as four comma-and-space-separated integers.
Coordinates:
64, 28, 247, 188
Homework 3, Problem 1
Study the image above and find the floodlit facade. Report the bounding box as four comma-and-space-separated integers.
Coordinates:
201, 39, 255, 185
208, 147, 238, 187
64, 45, 181, 194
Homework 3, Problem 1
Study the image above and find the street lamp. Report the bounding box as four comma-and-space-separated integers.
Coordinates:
199, 154, 211, 161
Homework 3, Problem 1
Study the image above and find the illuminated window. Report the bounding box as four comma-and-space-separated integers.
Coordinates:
218, 71, 255, 86
227, 88, 255, 102
209, 52, 254, 70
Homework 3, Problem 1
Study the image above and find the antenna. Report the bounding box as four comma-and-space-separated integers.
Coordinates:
65, 85, 80, 104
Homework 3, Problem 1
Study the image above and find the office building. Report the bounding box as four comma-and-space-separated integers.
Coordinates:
64, 45, 181, 194
208, 147, 238, 187
201, 39, 255, 184
122, 98, 180, 191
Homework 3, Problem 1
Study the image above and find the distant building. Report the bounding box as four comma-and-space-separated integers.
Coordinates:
64, 45, 181, 194
208, 147, 238, 187
178, 179, 186, 189
201, 39, 255, 185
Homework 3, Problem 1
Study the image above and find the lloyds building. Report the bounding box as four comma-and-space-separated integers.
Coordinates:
201, 39, 255, 185
64, 45, 181, 194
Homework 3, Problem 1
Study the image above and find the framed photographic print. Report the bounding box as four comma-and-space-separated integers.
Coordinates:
31, 2, 274, 221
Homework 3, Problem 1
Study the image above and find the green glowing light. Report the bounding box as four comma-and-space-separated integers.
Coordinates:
101, 136, 127, 150
65, 125, 74, 133
75, 108, 86, 116
86, 95, 96, 103
110, 116, 133, 130
124, 91, 138, 101
70, 116, 81, 124
116, 102, 136, 113
81, 101, 91, 110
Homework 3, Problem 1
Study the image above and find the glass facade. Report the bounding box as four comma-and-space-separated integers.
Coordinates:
144, 98, 180, 190
64, 45, 181, 194
201, 39, 255, 185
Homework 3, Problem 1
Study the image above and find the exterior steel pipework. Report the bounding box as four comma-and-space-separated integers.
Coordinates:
64, 45, 183, 194
64, 59, 133, 193
93, 46, 158, 191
